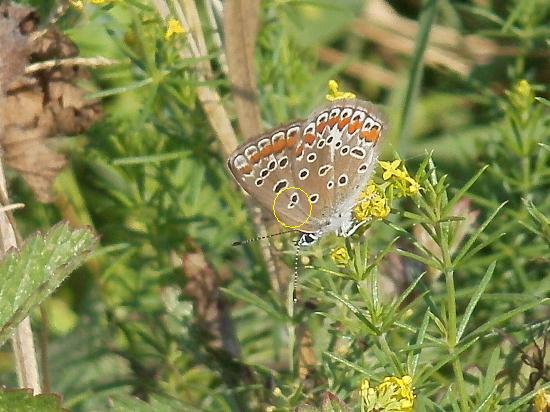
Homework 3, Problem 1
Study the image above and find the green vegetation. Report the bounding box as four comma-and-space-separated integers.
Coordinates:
0, 0, 548, 411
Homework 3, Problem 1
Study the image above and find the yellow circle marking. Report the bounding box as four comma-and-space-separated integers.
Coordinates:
272, 186, 313, 229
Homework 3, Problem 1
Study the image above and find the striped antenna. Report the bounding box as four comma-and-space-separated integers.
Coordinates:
232, 229, 298, 246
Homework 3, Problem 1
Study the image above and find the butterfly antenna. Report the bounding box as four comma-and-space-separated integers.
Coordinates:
293, 240, 301, 302
232, 229, 298, 246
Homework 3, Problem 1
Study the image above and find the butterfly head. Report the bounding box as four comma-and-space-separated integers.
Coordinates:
298, 232, 319, 247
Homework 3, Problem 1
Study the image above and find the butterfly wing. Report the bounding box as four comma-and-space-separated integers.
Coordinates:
227, 123, 315, 230
289, 99, 384, 232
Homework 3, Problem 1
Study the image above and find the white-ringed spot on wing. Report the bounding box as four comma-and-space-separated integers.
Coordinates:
309, 193, 319, 204
255, 178, 264, 187
327, 180, 334, 189
318, 165, 332, 176
299, 168, 309, 180
268, 159, 277, 171
358, 163, 369, 173
362, 117, 375, 131
234, 154, 247, 168
316, 112, 328, 124
273, 179, 288, 193
317, 139, 326, 149
307, 153, 317, 163
287, 192, 300, 208
279, 156, 289, 168
244, 145, 259, 162
326, 135, 334, 144
335, 140, 342, 148
350, 147, 366, 159
260, 168, 269, 178
340, 145, 350, 155
338, 174, 349, 186
341, 108, 353, 118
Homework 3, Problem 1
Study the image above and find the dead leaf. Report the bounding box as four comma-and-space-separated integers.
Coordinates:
0, 2, 102, 203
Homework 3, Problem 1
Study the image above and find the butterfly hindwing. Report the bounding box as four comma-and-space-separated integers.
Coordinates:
228, 98, 385, 236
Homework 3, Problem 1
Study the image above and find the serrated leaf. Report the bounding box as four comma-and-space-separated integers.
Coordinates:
0, 222, 97, 347
0, 389, 67, 412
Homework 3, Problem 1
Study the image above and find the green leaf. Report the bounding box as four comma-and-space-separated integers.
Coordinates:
443, 165, 489, 216
322, 351, 378, 380
108, 394, 201, 412
479, 346, 501, 403
453, 202, 507, 266
0, 223, 97, 347
0, 389, 67, 412
456, 262, 496, 342
325, 291, 380, 335
396, 0, 438, 150
501, 381, 550, 412
462, 298, 549, 343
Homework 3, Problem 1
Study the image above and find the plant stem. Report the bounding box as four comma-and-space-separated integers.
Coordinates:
438, 220, 468, 410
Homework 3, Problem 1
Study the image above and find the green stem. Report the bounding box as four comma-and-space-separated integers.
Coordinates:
438, 222, 469, 410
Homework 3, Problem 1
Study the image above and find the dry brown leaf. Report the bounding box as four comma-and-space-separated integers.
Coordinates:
223, 0, 262, 138
0, 2, 102, 203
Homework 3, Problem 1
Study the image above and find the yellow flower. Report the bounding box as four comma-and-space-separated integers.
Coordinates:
354, 181, 390, 221
165, 18, 185, 40
91, 0, 107, 3
326, 80, 356, 101
404, 175, 420, 194
534, 389, 550, 412
380, 160, 405, 181
361, 375, 415, 412
69, 0, 84, 8
330, 247, 350, 266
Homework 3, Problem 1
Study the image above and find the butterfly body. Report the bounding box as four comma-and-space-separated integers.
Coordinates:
228, 99, 384, 246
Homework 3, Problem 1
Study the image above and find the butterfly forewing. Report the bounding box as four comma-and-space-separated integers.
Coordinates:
227, 122, 316, 230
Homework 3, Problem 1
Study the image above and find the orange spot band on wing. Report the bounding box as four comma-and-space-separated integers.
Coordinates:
260, 145, 273, 157
316, 121, 327, 134
250, 153, 261, 164
273, 138, 286, 153
304, 133, 316, 145
239, 164, 253, 174
348, 121, 361, 134
328, 117, 339, 127
338, 117, 351, 130
286, 133, 297, 148
361, 129, 380, 142
295, 144, 304, 157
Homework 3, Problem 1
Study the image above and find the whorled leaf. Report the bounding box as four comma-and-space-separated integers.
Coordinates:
0, 222, 97, 347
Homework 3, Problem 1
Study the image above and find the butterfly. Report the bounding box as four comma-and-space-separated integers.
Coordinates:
227, 99, 384, 246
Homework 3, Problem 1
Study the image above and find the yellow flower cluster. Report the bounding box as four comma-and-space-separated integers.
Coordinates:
535, 388, 550, 412
165, 18, 186, 40
69, 0, 109, 9
330, 247, 350, 265
353, 181, 390, 222
506, 79, 535, 112
380, 160, 420, 196
326, 80, 356, 101
361, 375, 415, 412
